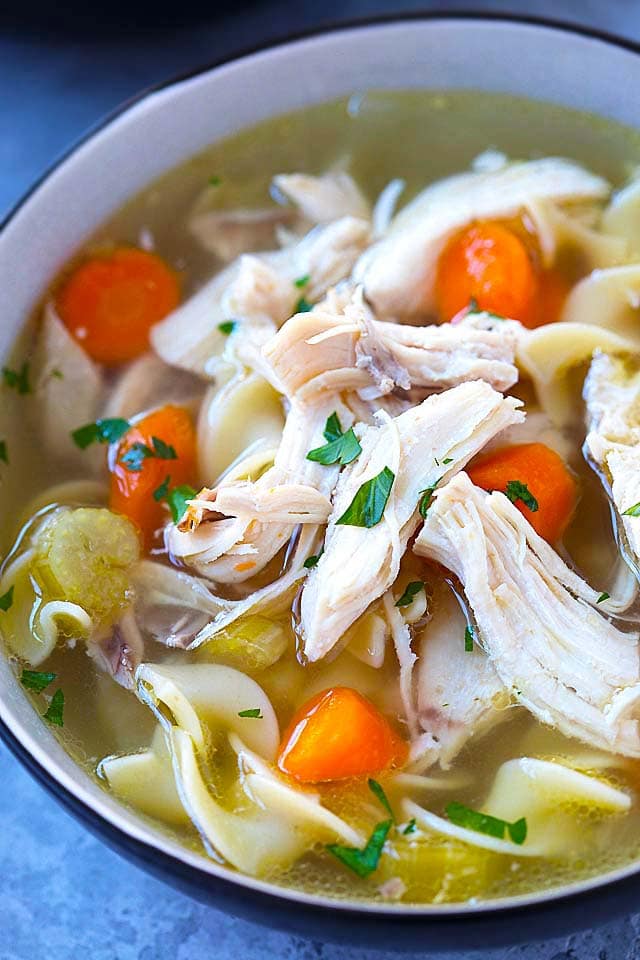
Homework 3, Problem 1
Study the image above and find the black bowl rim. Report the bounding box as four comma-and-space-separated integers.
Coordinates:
3, 8, 640, 942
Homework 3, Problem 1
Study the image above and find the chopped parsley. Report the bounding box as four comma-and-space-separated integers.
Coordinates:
505, 480, 539, 513
295, 296, 313, 313
306, 412, 361, 466
446, 801, 527, 845
395, 581, 424, 608
418, 483, 438, 518
238, 708, 263, 719
43, 689, 65, 727
0, 440, 7, 464
72, 417, 130, 449
597, 592, 610, 604
623, 502, 640, 517
0, 585, 14, 612
368, 778, 394, 820
402, 818, 417, 836
326, 819, 392, 878
21, 669, 57, 693
2, 362, 31, 395
434, 457, 453, 467
218, 320, 237, 335
303, 550, 323, 569
120, 436, 177, 472
153, 475, 171, 502
208, 175, 222, 186
468, 297, 506, 321
464, 625, 474, 652
51, 368, 64, 380
294, 274, 310, 288
166, 485, 198, 524
336, 466, 394, 528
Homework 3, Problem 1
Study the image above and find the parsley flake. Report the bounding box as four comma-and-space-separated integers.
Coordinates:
307, 412, 361, 466
0, 440, 7, 464
623, 502, 640, 517
402, 818, 417, 836
597, 592, 610, 604
43, 689, 65, 727
336, 466, 394, 528
72, 418, 130, 450
218, 320, 237, 335
446, 801, 527, 845
418, 483, 438, 518
120, 436, 177, 472
296, 296, 313, 313
442, 458, 453, 465
166, 485, 198, 524
395, 581, 424, 608
153, 475, 171, 502
21, 669, 57, 693
208, 175, 222, 186
303, 550, 323, 569
3, 362, 31, 395
51, 368, 64, 380
505, 480, 539, 513
238, 708, 262, 719
467, 297, 506, 321
368, 779, 394, 820
294, 274, 310, 288
0, 585, 14, 612
464, 625, 474, 652
326, 819, 392, 878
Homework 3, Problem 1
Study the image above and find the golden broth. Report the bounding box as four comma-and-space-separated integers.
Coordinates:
3, 90, 640, 905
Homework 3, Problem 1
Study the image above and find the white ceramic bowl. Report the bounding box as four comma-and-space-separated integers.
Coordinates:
2, 15, 640, 951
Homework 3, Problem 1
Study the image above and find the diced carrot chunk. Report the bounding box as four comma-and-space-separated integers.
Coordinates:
109, 404, 196, 549
467, 442, 578, 543
57, 247, 179, 365
278, 686, 407, 784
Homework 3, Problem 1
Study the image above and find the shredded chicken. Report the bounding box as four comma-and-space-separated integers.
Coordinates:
262, 291, 520, 400
87, 609, 145, 690
584, 352, 640, 574
354, 158, 610, 322
167, 397, 349, 584
414, 473, 640, 757
272, 171, 371, 224
299, 382, 524, 662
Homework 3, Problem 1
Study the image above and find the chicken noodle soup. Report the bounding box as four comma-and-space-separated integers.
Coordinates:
5, 89, 640, 904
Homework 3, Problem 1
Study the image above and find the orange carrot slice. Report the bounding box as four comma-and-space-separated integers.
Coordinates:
436, 220, 538, 326
278, 686, 408, 784
109, 405, 196, 549
467, 442, 577, 543
57, 247, 180, 365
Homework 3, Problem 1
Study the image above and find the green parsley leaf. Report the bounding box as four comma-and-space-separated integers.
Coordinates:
295, 296, 313, 313
418, 483, 438, 518
218, 320, 237, 335
208, 175, 222, 186
21, 669, 57, 693
294, 274, 310, 288
597, 592, 610, 604
395, 581, 424, 608
303, 550, 323, 569
336, 466, 395, 528
120, 441, 152, 472
464, 625, 474, 652
2, 362, 31, 394
71, 418, 130, 450
505, 480, 539, 513
326, 819, 392, 878
623, 502, 640, 517
402, 818, 417, 836
467, 297, 506, 321
238, 708, 263, 719
446, 801, 527, 845
166, 485, 198, 524
469, 297, 479, 312
0, 585, 14, 612
442, 458, 453, 465
153, 475, 171, 502
151, 436, 177, 460
306, 412, 361, 466
43, 689, 65, 727
0, 440, 7, 464
51, 368, 64, 380
368, 778, 394, 820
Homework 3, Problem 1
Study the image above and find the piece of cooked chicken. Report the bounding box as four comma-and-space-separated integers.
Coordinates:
354, 158, 610, 322
414, 472, 640, 757
166, 396, 348, 584
299, 381, 524, 662
584, 351, 640, 576
262, 288, 521, 400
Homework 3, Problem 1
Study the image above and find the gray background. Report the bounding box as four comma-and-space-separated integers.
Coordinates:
2, 1, 640, 957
